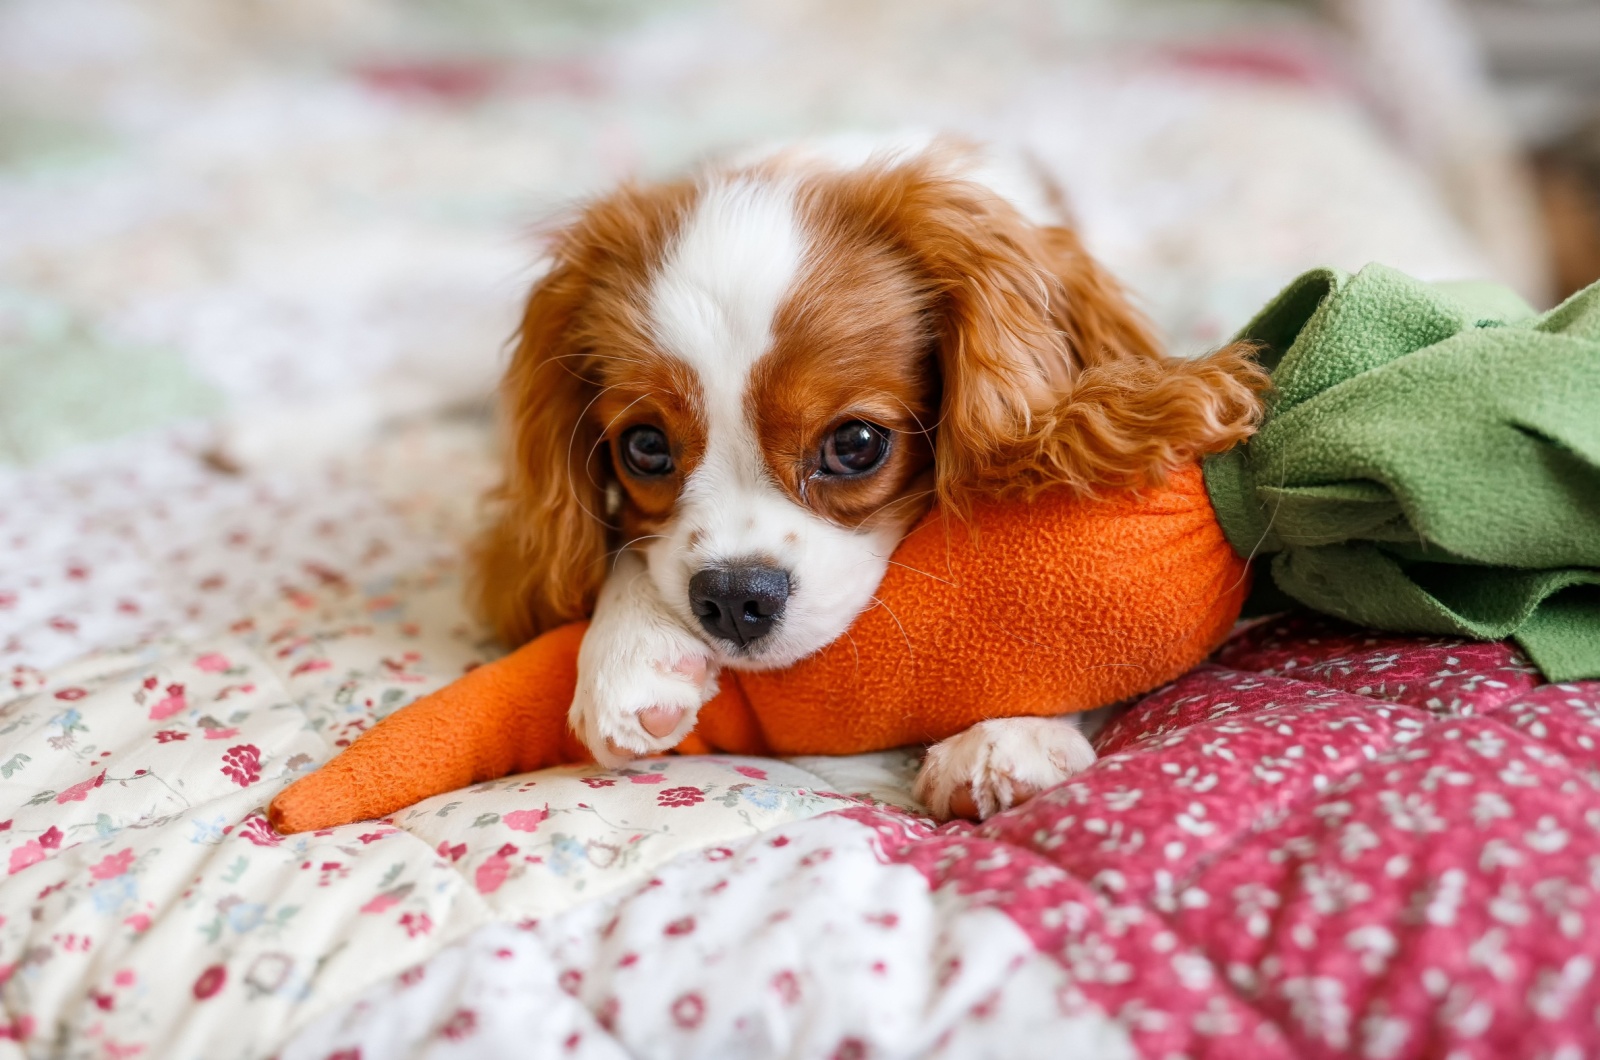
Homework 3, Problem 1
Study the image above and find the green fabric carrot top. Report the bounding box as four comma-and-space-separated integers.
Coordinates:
1204, 264, 1600, 681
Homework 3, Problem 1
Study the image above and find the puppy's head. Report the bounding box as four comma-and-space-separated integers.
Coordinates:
472, 144, 1265, 663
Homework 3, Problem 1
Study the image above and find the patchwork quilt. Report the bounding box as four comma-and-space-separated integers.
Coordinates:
2, 3, 1578, 1057
5, 559, 1600, 1058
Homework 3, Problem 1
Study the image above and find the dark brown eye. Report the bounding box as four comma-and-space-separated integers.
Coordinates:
621, 425, 673, 477
819, 420, 889, 476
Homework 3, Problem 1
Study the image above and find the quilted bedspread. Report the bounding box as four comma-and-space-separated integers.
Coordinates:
6, 553, 1600, 1059
1, 1, 1579, 1055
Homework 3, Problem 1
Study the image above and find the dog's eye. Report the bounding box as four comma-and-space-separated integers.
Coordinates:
819, 420, 889, 476
620, 425, 673, 477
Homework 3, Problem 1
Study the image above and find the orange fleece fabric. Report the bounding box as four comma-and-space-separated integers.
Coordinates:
270, 465, 1247, 833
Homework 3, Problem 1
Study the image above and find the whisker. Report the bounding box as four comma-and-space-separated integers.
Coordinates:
841, 628, 862, 676
1225, 461, 1284, 597
587, 393, 654, 469
884, 557, 957, 586
884, 393, 944, 438
565, 382, 627, 528
870, 595, 915, 657
859, 488, 938, 526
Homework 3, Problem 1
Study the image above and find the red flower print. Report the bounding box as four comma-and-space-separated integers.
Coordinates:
0, 821, 9, 832
0, 592, 14, 610
558, 968, 583, 995
628, 773, 666, 785
438, 1008, 477, 1041
38, 826, 61, 849
55, 770, 105, 804
475, 852, 512, 895
735, 765, 768, 780
149, 684, 187, 721
436, 841, 466, 863
142, 676, 158, 691
664, 916, 696, 937
398, 912, 433, 938
220, 744, 261, 786
360, 891, 402, 915
154, 730, 188, 743
772, 970, 800, 1004
194, 653, 231, 673
671, 992, 705, 1029
398, 965, 426, 987
7, 842, 44, 876
0, 1015, 35, 1042
89, 849, 134, 880
580, 776, 616, 789
657, 786, 704, 808
832, 1038, 868, 1060
53, 688, 87, 701
597, 997, 619, 1031
502, 808, 548, 832
239, 816, 281, 847
192, 964, 226, 1000
47, 616, 78, 633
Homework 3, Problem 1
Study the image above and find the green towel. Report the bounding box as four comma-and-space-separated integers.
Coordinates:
1204, 263, 1600, 681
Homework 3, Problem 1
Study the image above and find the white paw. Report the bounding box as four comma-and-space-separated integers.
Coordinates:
913, 716, 1097, 821
570, 618, 717, 768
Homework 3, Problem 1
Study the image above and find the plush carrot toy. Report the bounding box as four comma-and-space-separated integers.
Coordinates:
269, 465, 1246, 833
270, 265, 1600, 834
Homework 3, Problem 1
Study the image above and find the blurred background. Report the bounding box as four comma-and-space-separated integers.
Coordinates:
1, 0, 1598, 669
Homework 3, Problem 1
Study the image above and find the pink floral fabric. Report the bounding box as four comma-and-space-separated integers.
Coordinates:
287, 617, 1600, 1059
866, 616, 1599, 1058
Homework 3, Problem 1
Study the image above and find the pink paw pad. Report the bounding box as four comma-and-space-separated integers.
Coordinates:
656, 655, 708, 686
638, 706, 685, 738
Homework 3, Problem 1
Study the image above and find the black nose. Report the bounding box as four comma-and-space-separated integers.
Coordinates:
689, 563, 790, 647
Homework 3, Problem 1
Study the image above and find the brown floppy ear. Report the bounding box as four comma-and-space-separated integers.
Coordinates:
1020, 222, 1270, 494
468, 259, 611, 647
883, 162, 1267, 505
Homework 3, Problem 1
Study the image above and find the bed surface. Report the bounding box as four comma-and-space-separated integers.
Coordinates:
7, 557, 1600, 1058
4, 1, 1582, 1057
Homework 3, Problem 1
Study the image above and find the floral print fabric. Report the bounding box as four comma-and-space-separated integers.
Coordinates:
0, 567, 848, 1060
285, 617, 1600, 1060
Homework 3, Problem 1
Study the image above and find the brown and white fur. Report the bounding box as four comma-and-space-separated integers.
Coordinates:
471, 135, 1266, 820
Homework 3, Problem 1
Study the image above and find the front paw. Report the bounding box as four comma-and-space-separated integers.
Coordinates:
913, 717, 1097, 821
571, 632, 716, 768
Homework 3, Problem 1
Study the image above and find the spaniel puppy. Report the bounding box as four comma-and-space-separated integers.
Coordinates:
470, 136, 1266, 820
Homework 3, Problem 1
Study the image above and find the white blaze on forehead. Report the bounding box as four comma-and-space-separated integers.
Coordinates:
647, 176, 805, 385
638, 172, 896, 668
